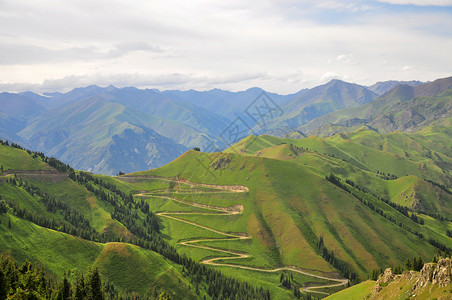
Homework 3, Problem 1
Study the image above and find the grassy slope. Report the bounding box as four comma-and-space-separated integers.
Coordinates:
326, 275, 452, 300
224, 124, 452, 216
0, 215, 196, 298
0, 144, 197, 298
130, 150, 442, 282
324, 280, 375, 299
2, 124, 451, 298
0, 144, 132, 239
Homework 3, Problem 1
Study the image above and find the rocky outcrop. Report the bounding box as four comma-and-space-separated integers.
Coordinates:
432, 258, 451, 287
374, 268, 394, 293
371, 258, 452, 299
413, 258, 451, 290
413, 262, 436, 290
377, 268, 394, 285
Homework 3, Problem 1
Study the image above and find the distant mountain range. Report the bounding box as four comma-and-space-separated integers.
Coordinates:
302, 77, 452, 136
1, 76, 452, 175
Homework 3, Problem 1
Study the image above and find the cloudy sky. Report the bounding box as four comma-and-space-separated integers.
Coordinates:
1, 0, 452, 94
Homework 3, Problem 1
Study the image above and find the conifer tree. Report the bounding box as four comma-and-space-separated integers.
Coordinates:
61, 274, 72, 299
87, 268, 103, 300
0, 269, 6, 300
74, 273, 86, 300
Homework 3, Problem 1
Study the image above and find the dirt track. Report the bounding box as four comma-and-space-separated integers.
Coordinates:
137, 178, 348, 295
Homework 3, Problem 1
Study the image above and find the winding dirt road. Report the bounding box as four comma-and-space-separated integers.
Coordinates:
135, 178, 348, 295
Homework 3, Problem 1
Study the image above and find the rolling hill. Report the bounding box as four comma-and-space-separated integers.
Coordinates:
2, 114, 452, 298
0, 140, 276, 299
111, 121, 451, 297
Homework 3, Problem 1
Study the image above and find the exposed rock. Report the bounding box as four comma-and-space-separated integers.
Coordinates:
376, 268, 394, 285
374, 268, 394, 294
413, 262, 436, 290
432, 258, 452, 287
413, 258, 452, 290
367, 259, 451, 299
402, 270, 417, 280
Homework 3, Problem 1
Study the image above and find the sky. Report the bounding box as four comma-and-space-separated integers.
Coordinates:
0, 0, 452, 94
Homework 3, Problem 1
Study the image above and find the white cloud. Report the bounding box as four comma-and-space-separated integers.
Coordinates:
336, 54, 355, 64
0, 42, 164, 65
0, 72, 269, 93
0, 0, 451, 93
320, 71, 343, 82
377, 0, 452, 6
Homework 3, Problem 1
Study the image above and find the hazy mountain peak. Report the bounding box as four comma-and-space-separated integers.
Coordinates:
368, 80, 423, 95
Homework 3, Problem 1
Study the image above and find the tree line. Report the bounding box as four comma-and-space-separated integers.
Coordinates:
325, 173, 451, 255
0, 253, 111, 300
5, 176, 97, 240
1, 140, 272, 299
317, 236, 357, 283
370, 255, 432, 281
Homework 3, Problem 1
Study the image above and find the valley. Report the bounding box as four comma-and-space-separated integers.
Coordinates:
1, 77, 452, 299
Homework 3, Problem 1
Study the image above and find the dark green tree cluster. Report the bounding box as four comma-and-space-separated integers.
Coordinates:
279, 273, 293, 289
376, 171, 398, 180
405, 256, 424, 271
70, 171, 160, 238
370, 268, 383, 281
0, 197, 7, 215
325, 173, 450, 255
6, 176, 96, 239
204, 267, 270, 300
0, 139, 22, 149
317, 236, 357, 283
2, 197, 99, 241
410, 213, 424, 225
425, 179, 452, 195
46, 157, 74, 174
0, 253, 111, 300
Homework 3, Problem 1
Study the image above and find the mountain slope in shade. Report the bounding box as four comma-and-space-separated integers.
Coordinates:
0, 92, 46, 121
367, 80, 423, 95
301, 76, 452, 135
104, 86, 231, 137
17, 95, 188, 174
161, 87, 305, 120
264, 80, 378, 133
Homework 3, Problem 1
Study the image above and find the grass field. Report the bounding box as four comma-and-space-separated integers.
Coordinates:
0, 214, 198, 299
1, 122, 451, 299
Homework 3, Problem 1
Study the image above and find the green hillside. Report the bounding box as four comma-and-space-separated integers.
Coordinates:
0, 141, 272, 299
225, 124, 452, 215
0, 214, 195, 298
2, 117, 451, 299
120, 133, 451, 297
325, 258, 452, 300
